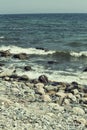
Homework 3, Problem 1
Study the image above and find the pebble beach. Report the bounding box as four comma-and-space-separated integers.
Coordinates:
0, 50, 87, 130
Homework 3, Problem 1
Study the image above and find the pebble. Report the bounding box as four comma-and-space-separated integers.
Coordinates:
42, 94, 51, 102
72, 107, 85, 115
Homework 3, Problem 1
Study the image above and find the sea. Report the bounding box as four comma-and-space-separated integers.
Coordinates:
0, 13, 87, 85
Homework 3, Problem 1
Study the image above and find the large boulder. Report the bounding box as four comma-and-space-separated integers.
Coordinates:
0, 50, 11, 57
13, 53, 28, 60
38, 75, 48, 84
24, 66, 32, 71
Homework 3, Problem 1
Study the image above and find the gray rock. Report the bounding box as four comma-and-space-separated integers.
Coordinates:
13, 53, 28, 60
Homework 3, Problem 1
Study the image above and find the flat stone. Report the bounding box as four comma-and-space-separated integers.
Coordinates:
56, 91, 67, 98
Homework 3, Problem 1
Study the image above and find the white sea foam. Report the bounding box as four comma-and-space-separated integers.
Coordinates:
70, 51, 87, 57
0, 36, 4, 39
15, 64, 87, 85
0, 45, 55, 55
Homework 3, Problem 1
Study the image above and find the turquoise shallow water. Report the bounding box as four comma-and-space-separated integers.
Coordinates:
0, 13, 87, 84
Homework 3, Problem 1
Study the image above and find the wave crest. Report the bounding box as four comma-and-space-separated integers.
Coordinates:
0, 45, 87, 58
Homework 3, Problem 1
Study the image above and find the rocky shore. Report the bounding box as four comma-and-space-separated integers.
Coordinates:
0, 50, 87, 130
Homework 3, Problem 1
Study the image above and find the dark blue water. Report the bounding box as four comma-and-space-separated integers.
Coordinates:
0, 13, 87, 50
0, 13, 87, 84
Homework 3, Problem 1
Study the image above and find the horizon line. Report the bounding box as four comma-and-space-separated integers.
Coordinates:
0, 12, 87, 15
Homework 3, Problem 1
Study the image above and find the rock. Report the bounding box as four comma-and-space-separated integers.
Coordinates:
58, 83, 67, 91
71, 81, 78, 88
13, 53, 28, 60
72, 107, 85, 115
44, 85, 59, 92
36, 47, 48, 51
30, 79, 39, 84
18, 75, 29, 81
81, 98, 87, 104
42, 94, 51, 102
74, 117, 87, 126
0, 63, 5, 66
56, 91, 67, 98
83, 87, 87, 93
67, 93, 77, 102
35, 83, 45, 95
47, 61, 58, 64
71, 89, 79, 95
4, 76, 10, 81
0, 69, 15, 78
63, 98, 70, 105
50, 81, 60, 86
25, 82, 34, 88
83, 67, 87, 72
24, 66, 32, 71
0, 50, 11, 57
10, 74, 18, 79
46, 90, 56, 96
38, 75, 48, 84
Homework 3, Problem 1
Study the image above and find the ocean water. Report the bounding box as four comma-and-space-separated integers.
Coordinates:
0, 13, 87, 85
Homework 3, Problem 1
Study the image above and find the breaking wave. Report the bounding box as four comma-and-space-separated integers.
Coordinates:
0, 45, 87, 58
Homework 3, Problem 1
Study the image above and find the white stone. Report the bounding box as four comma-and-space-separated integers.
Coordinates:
72, 107, 85, 115
42, 94, 51, 102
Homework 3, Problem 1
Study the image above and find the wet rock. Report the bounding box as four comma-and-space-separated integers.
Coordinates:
83, 67, 87, 72
36, 47, 48, 51
38, 75, 48, 84
18, 75, 29, 81
24, 66, 32, 71
0, 50, 11, 57
71, 81, 78, 88
10, 74, 19, 79
50, 81, 60, 86
47, 61, 58, 64
30, 79, 39, 84
0, 63, 5, 66
72, 107, 85, 115
13, 53, 28, 60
